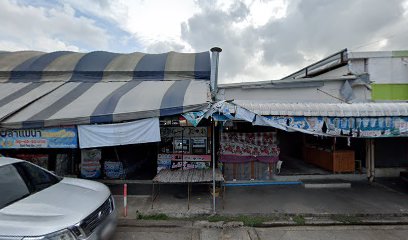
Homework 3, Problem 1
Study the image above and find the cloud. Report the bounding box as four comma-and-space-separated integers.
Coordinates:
181, 0, 408, 83
0, 0, 109, 51
0, 0, 407, 84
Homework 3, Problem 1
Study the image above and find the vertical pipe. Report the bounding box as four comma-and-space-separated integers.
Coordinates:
123, 183, 128, 217
210, 47, 222, 213
212, 119, 216, 213
210, 47, 223, 100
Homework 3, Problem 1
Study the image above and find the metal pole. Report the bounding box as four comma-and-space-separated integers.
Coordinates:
212, 119, 216, 213
181, 127, 184, 170
123, 183, 127, 217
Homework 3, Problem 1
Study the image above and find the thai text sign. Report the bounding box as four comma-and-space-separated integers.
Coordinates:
0, 127, 78, 148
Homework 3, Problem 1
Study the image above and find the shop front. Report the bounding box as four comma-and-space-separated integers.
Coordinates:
0, 49, 215, 181
158, 116, 212, 172
209, 101, 408, 182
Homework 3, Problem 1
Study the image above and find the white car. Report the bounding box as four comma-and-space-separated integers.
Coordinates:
0, 157, 117, 240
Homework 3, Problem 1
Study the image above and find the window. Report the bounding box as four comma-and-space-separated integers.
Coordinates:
0, 162, 61, 209
0, 164, 30, 209
15, 162, 61, 192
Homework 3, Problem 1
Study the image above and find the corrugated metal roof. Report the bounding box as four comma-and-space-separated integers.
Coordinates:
234, 101, 408, 117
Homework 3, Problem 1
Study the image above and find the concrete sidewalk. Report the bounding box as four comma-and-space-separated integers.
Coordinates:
113, 179, 408, 224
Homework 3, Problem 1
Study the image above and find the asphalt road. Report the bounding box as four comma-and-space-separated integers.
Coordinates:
112, 224, 408, 240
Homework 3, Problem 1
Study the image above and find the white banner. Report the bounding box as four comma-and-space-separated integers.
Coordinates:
78, 118, 161, 148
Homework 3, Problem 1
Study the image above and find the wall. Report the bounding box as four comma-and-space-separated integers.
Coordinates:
347, 53, 408, 101
218, 80, 370, 103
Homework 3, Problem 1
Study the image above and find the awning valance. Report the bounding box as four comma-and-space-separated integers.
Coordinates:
234, 101, 408, 117
0, 51, 211, 128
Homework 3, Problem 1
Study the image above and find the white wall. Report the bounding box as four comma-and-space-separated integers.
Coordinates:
218, 80, 370, 103
368, 57, 408, 84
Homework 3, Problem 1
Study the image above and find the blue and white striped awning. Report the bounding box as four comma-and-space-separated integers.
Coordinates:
0, 51, 211, 128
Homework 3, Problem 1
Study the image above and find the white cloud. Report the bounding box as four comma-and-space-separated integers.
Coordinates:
1, 0, 407, 84
0, 0, 109, 52
182, 0, 408, 83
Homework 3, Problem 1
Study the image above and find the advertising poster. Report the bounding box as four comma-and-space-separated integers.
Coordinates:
81, 149, 101, 178
157, 154, 211, 172
104, 161, 124, 179
0, 127, 78, 149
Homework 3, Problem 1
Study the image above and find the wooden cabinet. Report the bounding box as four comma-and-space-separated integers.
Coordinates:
303, 146, 355, 173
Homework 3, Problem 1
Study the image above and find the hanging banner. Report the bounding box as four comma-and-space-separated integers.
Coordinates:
182, 111, 206, 127
325, 116, 408, 137
262, 116, 408, 138
78, 118, 160, 148
0, 127, 77, 149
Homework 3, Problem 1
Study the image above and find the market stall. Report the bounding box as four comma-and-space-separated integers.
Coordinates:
151, 168, 224, 209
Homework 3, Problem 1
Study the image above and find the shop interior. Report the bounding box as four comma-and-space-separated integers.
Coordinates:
278, 130, 366, 176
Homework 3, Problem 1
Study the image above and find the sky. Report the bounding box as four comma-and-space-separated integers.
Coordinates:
1, 0, 408, 84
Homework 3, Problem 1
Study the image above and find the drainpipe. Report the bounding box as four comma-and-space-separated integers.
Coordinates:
210, 47, 222, 100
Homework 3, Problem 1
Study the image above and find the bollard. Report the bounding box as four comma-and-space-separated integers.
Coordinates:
123, 183, 127, 217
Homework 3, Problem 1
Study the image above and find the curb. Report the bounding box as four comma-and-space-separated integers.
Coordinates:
117, 215, 408, 228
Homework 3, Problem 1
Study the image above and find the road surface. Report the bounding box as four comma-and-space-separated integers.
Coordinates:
112, 224, 408, 240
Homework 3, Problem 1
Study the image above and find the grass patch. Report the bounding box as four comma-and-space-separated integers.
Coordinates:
207, 215, 270, 227
292, 215, 305, 225
330, 215, 361, 224
137, 213, 169, 220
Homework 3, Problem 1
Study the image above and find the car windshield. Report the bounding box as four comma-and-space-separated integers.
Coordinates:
0, 162, 61, 209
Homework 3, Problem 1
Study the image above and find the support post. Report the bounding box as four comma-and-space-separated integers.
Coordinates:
366, 139, 371, 180
151, 183, 155, 209
366, 139, 375, 182
188, 183, 191, 210
370, 139, 375, 182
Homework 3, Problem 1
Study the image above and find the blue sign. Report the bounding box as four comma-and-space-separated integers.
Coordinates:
0, 127, 78, 148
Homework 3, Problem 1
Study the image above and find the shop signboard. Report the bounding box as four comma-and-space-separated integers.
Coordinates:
160, 127, 207, 138
0, 127, 78, 149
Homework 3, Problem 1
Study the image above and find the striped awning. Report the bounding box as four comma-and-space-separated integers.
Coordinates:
0, 51, 211, 128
